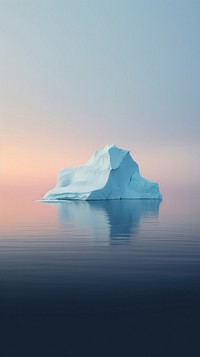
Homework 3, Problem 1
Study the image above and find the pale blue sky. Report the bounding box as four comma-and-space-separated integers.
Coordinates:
1, 1, 200, 190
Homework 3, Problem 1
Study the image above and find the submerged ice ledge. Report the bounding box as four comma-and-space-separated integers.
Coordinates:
43, 145, 162, 201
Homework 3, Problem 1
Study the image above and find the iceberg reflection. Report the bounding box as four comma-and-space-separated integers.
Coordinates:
57, 200, 161, 244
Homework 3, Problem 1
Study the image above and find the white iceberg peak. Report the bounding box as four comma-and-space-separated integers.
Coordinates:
43, 145, 162, 201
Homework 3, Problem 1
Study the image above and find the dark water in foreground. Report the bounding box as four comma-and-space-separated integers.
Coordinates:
0, 191, 200, 356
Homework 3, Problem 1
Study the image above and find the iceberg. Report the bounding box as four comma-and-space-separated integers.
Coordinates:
43, 145, 162, 201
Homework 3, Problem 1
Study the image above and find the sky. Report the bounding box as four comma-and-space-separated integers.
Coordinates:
1, 0, 200, 194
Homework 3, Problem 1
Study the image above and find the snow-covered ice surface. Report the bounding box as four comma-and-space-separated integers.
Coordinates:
43, 145, 162, 201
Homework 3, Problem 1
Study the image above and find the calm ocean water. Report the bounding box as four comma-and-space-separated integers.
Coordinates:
0, 190, 200, 356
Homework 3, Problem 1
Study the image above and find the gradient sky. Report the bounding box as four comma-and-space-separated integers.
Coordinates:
1, 0, 200, 193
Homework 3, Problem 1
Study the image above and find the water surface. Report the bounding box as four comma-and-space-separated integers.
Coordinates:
0, 191, 200, 356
